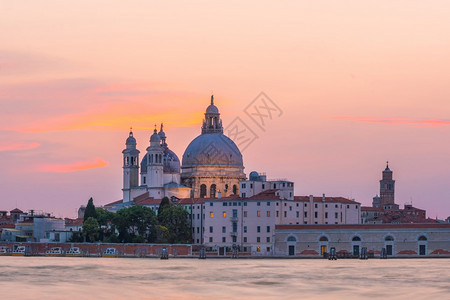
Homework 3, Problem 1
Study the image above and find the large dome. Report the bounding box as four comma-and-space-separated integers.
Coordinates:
182, 133, 243, 167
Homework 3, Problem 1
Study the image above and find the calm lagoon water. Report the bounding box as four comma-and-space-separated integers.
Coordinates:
1, 257, 449, 299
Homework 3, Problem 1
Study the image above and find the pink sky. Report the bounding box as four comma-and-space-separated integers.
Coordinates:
1, 1, 450, 219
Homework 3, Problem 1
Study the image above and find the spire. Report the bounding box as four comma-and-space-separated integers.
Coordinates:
211, 94, 214, 105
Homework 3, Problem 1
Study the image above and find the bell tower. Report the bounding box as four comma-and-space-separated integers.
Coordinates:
146, 127, 164, 188
377, 162, 398, 209
122, 129, 140, 203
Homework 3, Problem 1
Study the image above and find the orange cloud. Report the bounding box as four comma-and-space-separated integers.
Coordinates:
328, 116, 450, 128
38, 157, 109, 173
0, 142, 40, 152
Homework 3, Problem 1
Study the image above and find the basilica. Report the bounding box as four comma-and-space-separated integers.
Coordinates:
114, 96, 246, 209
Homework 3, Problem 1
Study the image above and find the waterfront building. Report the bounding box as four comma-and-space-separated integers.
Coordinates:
175, 188, 360, 255
274, 223, 450, 257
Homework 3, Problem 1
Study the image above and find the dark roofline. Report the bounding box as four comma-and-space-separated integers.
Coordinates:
276, 223, 450, 230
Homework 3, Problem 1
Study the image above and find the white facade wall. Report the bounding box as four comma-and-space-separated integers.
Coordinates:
240, 180, 294, 200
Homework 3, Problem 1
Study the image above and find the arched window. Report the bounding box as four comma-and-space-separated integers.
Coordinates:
287, 236, 297, 242
418, 235, 427, 241
210, 184, 217, 198
200, 184, 207, 198
385, 236, 394, 241
352, 236, 361, 242
225, 184, 229, 192
233, 185, 237, 195
319, 236, 328, 242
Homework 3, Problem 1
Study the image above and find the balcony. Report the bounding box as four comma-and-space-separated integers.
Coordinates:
230, 217, 238, 222
230, 232, 237, 237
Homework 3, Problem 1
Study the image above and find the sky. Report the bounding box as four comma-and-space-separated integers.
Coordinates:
1, 1, 450, 219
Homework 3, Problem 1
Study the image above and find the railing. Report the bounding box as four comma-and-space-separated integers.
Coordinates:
230, 217, 238, 222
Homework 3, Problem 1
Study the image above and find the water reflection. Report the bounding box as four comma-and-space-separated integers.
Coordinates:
0, 257, 448, 299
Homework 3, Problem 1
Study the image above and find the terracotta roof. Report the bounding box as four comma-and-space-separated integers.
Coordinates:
294, 196, 359, 204
247, 190, 280, 200
103, 199, 123, 207
176, 198, 206, 205
361, 206, 384, 211
10, 208, 23, 213
65, 218, 84, 226
133, 197, 161, 206
0, 224, 15, 229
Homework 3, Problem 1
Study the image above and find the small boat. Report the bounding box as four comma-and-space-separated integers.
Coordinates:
12, 246, 26, 256
45, 247, 65, 257
0, 246, 11, 256
66, 247, 82, 257
102, 248, 119, 258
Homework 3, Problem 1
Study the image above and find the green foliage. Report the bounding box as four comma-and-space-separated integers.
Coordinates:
84, 197, 97, 221
114, 205, 158, 243
154, 225, 170, 243
158, 205, 192, 244
83, 217, 99, 242
157, 197, 171, 221
68, 231, 84, 243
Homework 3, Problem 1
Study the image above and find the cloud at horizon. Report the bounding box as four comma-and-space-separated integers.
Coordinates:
36, 157, 109, 173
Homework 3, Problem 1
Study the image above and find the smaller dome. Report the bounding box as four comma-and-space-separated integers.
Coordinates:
126, 131, 136, 146
150, 129, 161, 143
206, 104, 219, 114
249, 171, 259, 181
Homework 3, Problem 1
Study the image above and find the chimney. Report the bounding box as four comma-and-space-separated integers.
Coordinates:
322, 194, 326, 202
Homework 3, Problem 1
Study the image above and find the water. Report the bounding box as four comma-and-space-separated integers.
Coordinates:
1, 257, 449, 299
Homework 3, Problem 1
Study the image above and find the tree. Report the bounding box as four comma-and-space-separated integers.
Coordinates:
157, 197, 171, 221
96, 208, 116, 242
158, 205, 191, 244
114, 206, 158, 243
83, 217, 99, 242
84, 197, 97, 221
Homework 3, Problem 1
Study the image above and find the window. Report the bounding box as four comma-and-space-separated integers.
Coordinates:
257, 202, 261, 206
233, 185, 237, 195
257, 246, 261, 252
267, 226, 270, 233
304, 212, 307, 218
276, 211, 279, 217
197, 227, 200, 233
325, 212, 328, 219
232, 222, 237, 233
222, 237, 226, 243
257, 211, 261, 217
385, 236, 394, 241
287, 236, 296, 242
209, 237, 213, 242
314, 212, 318, 218
284, 211, 287, 217
262, 184, 265, 189
143, 177, 146, 184
244, 202, 247, 206
325, 204, 328, 208
242, 183, 246, 188
210, 212, 214, 218
223, 212, 227, 218
267, 211, 270, 217
335, 204, 338, 208
347, 205, 350, 209
352, 236, 361, 241
315, 204, 318, 208
304, 203, 307, 207
223, 202, 228, 206
289, 206, 292, 211
210, 202, 213, 207
200, 184, 207, 198
267, 247, 271, 252
296, 211, 299, 218
335, 212, 338, 219
257, 237, 261, 243
222, 226, 226, 233
319, 236, 328, 241
232, 209, 238, 218
244, 211, 247, 217
250, 183, 253, 189
257, 226, 261, 233
244, 237, 247, 242
266, 237, 270, 243
267, 202, 270, 206
244, 226, 247, 233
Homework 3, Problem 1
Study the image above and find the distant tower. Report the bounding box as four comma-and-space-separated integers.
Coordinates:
373, 162, 398, 209
122, 130, 140, 202
146, 127, 164, 188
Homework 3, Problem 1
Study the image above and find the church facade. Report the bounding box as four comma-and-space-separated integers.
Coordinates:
116, 96, 245, 210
